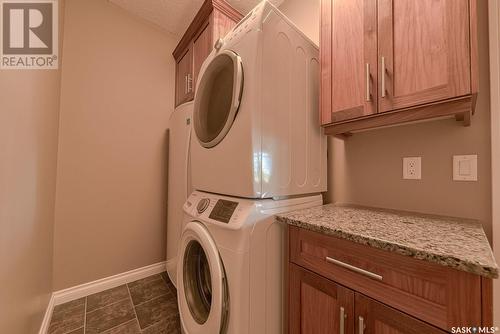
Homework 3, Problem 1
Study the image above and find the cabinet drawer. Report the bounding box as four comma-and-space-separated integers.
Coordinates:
289, 226, 481, 331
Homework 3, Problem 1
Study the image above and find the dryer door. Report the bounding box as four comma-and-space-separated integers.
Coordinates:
193, 50, 243, 148
177, 221, 229, 333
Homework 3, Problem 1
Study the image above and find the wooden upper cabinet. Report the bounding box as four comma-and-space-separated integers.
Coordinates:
173, 0, 243, 107
378, 0, 471, 113
355, 293, 447, 334
320, 0, 478, 135
175, 47, 194, 106
322, 0, 378, 124
193, 23, 212, 87
289, 263, 354, 334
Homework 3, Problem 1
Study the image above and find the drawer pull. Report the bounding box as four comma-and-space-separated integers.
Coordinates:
339, 306, 346, 334
358, 316, 365, 334
325, 256, 383, 281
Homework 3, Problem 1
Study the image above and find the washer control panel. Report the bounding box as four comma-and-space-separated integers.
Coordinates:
196, 198, 210, 214
208, 199, 238, 224
184, 191, 253, 229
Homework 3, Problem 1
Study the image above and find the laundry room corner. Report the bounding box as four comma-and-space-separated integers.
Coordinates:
52, 0, 178, 291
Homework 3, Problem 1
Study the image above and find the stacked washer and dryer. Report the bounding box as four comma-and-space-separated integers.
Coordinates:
169, 2, 327, 333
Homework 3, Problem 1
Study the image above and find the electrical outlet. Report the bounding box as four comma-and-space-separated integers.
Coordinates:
403, 157, 421, 180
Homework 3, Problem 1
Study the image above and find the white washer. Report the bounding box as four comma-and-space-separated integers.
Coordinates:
177, 190, 322, 334
191, 1, 327, 199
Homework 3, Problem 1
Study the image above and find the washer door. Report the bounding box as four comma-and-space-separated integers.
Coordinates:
193, 50, 243, 148
177, 221, 229, 334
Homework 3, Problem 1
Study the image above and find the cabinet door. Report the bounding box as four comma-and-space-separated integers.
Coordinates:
378, 0, 471, 113
193, 22, 212, 87
321, 0, 378, 125
289, 263, 354, 334
175, 46, 193, 107
355, 293, 447, 334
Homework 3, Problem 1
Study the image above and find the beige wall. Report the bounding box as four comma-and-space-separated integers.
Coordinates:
279, 0, 319, 45
281, 1, 493, 239
53, 0, 177, 290
0, 2, 65, 332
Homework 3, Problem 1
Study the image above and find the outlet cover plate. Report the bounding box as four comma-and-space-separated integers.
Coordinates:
403, 157, 422, 180
453, 155, 477, 181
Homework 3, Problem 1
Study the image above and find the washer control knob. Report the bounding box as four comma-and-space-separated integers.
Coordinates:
214, 38, 224, 51
197, 198, 210, 214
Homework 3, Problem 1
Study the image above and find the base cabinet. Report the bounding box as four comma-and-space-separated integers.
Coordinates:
289, 264, 354, 334
355, 294, 446, 334
289, 264, 446, 334
287, 226, 490, 334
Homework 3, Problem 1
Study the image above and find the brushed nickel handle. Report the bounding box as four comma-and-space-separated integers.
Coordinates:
187, 73, 193, 93
340, 306, 346, 334
381, 56, 386, 98
358, 316, 365, 334
184, 74, 188, 95
325, 256, 383, 281
365, 63, 371, 102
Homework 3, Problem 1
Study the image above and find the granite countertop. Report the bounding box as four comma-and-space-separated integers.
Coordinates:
277, 204, 498, 278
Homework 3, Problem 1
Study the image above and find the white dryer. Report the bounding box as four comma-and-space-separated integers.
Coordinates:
177, 190, 322, 334
191, 1, 327, 199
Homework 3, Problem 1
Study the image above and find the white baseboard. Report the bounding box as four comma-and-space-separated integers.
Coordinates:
39, 261, 167, 334
53, 261, 167, 305
38, 294, 55, 334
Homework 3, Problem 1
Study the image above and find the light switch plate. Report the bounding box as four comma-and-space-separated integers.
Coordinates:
453, 155, 477, 181
403, 157, 421, 180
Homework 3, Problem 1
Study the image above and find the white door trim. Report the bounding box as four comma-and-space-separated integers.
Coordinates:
38, 261, 167, 334
488, 0, 500, 324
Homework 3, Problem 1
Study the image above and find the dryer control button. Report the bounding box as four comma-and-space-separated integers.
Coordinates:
197, 198, 210, 214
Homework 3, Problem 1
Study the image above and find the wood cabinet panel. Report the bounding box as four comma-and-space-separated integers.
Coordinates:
324, 0, 378, 123
377, 0, 471, 112
355, 293, 447, 334
193, 22, 212, 86
173, 0, 242, 107
320, 0, 478, 135
319, 0, 332, 124
289, 263, 354, 334
175, 47, 194, 106
289, 226, 482, 331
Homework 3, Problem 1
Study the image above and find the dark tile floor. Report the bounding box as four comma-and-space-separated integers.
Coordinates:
48, 272, 181, 334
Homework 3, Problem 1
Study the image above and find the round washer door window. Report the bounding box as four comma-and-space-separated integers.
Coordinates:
177, 222, 229, 333
183, 240, 212, 323
193, 50, 243, 148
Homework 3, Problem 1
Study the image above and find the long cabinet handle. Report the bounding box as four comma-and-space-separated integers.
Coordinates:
325, 256, 383, 281
340, 307, 345, 334
365, 63, 371, 102
381, 56, 386, 98
184, 74, 188, 95
358, 316, 365, 334
187, 73, 193, 93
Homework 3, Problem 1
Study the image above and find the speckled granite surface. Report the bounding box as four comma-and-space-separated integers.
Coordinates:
277, 204, 498, 278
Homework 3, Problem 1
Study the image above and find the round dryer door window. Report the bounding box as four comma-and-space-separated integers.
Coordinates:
178, 222, 229, 333
193, 50, 243, 148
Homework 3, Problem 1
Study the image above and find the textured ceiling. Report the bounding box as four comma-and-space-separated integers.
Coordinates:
109, 0, 284, 36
